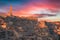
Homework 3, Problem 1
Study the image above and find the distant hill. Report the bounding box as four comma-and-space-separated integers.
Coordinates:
0, 12, 7, 17
34, 14, 56, 18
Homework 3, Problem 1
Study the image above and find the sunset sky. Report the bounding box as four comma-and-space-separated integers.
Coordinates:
0, 0, 60, 21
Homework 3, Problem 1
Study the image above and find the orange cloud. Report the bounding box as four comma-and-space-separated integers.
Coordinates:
12, 2, 59, 16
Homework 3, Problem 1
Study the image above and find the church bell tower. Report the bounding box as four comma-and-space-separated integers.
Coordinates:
8, 5, 13, 16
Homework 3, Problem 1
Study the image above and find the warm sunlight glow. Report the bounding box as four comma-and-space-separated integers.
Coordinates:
28, 8, 55, 14
2, 23, 6, 29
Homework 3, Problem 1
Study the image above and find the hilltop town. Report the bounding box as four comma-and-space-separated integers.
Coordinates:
0, 6, 60, 40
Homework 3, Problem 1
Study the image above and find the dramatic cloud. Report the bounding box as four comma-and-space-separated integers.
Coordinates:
0, 0, 60, 19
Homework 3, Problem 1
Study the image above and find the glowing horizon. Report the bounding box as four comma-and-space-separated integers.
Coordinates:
0, 0, 60, 21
